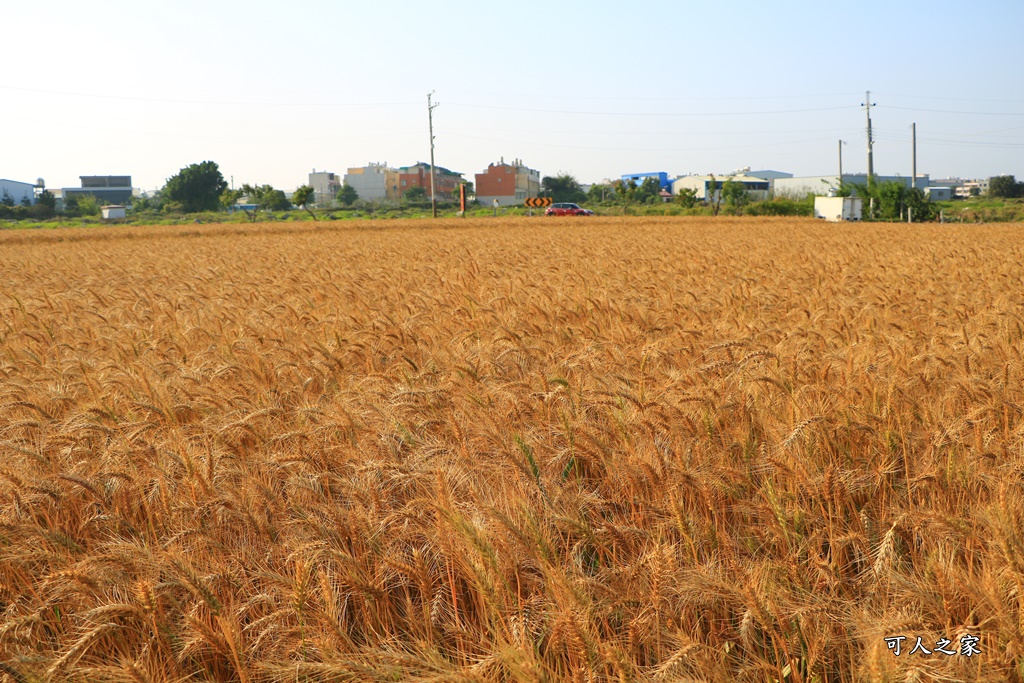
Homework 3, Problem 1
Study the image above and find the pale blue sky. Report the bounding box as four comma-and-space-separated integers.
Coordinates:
3, 0, 1022, 193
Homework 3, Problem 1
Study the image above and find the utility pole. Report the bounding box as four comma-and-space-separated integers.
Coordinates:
838, 139, 844, 186
427, 91, 439, 218
862, 91, 875, 186
909, 122, 917, 223
911, 122, 917, 192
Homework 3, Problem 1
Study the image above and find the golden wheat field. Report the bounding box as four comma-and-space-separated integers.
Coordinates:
1, 216, 1022, 683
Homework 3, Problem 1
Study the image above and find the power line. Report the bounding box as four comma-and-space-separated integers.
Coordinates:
872, 92, 1024, 104
885, 105, 1024, 116
446, 131, 842, 153
446, 102, 853, 117
0, 83, 415, 108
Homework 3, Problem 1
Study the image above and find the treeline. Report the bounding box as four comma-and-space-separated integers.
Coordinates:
0, 189, 58, 219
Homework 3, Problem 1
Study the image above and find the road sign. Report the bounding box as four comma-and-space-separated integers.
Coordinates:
524, 197, 553, 208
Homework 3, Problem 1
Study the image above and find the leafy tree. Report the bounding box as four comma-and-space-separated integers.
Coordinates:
708, 175, 722, 216
636, 177, 662, 204
904, 187, 933, 221
722, 179, 749, 209
28, 190, 56, 219
37, 189, 56, 210
403, 186, 427, 203
64, 194, 100, 217
266, 190, 290, 211
240, 184, 291, 212
989, 175, 1023, 198
1, 190, 13, 207
337, 183, 359, 206
541, 173, 586, 203
614, 179, 638, 214
849, 180, 934, 222
587, 183, 613, 204
218, 187, 256, 221
675, 187, 698, 208
292, 185, 316, 218
77, 194, 101, 217
163, 161, 228, 213
219, 188, 243, 211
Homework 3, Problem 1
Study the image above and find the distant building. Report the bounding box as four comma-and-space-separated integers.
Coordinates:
398, 162, 463, 200
620, 172, 670, 191
925, 186, 953, 201
773, 173, 929, 198
814, 196, 862, 222
475, 158, 540, 206
746, 170, 794, 181
343, 163, 400, 201
671, 174, 770, 202
101, 205, 127, 221
308, 170, 342, 205
0, 179, 37, 205
746, 169, 794, 193
968, 178, 990, 197
63, 176, 134, 204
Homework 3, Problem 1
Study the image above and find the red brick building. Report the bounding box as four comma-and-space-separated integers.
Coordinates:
474, 158, 541, 207
398, 162, 463, 200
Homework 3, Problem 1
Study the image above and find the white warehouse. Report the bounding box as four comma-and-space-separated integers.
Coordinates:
0, 179, 37, 205
671, 174, 770, 202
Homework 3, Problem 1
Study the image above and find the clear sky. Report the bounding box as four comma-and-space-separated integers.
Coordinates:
3, 0, 1022, 193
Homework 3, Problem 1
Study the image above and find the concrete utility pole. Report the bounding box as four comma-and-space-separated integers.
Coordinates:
862, 91, 875, 185
838, 139, 844, 184
427, 91, 439, 218
909, 122, 917, 223
912, 122, 917, 191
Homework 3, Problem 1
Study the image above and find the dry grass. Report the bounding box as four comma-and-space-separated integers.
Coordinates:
0, 216, 1021, 682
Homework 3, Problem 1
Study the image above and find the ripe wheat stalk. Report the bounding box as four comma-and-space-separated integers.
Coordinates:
0, 216, 1020, 681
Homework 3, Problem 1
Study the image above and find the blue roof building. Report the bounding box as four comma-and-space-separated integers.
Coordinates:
620, 172, 670, 191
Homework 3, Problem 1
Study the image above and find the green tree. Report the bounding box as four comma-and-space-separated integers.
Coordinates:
292, 185, 316, 218
850, 180, 933, 221
874, 180, 905, 221
163, 161, 228, 213
0, 190, 13, 207
64, 194, 100, 217
587, 183, 613, 204
708, 175, 721, 216
904, 187, 934, 222
615, 179, 638, 214
265, 189, 290, 211
219, 187, 242, 211
219, 188, 259, 221
337, 183, 358, 206
989, 175, 1023, 198
636, 177, 662, 204
403, 186, 427, 203
238, 184, 291, 212
674, 187, 698, 208
722, 178, 749, 210
541, 173, 586, 203
37, 189, 56, 210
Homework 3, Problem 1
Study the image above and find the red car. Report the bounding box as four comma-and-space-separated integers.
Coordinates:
545, 202, 594, 216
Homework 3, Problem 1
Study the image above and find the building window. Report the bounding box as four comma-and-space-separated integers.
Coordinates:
401, 180, 407, 186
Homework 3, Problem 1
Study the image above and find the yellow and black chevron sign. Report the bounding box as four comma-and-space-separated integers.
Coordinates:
524, 197, 553, 208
